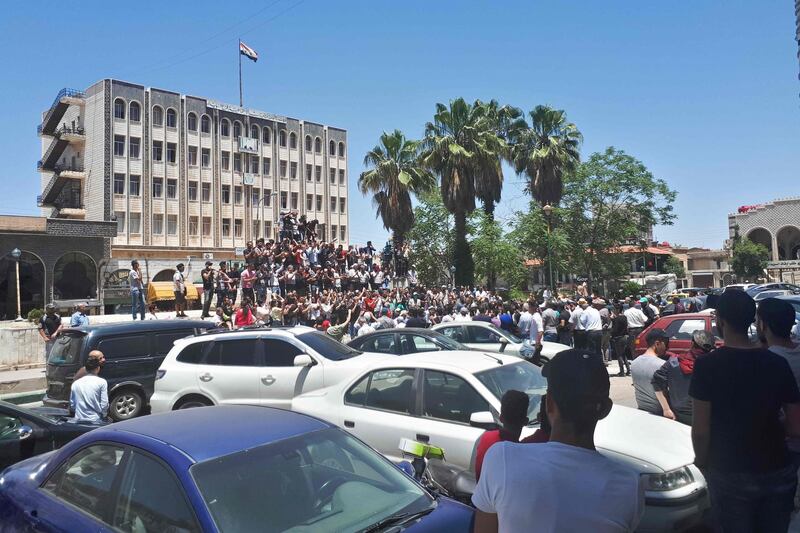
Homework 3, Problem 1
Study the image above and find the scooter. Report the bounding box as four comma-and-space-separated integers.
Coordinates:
397, 438, 476, 506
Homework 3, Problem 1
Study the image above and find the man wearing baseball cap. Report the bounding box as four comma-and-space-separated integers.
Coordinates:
473, 350, 644, 532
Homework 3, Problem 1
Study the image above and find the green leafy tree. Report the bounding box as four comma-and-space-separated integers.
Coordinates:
663, 256, 686, 279
511, 105, 582, 207
507, 202, 571, 288
730, 238, 769, 281
359, 130, 436, 249
471, 211, 526, 290
407, 192, 456, 287
560, 147, 677, 292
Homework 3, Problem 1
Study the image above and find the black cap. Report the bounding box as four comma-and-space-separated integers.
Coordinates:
542, 349, 609, 424
205, 261, 213, 267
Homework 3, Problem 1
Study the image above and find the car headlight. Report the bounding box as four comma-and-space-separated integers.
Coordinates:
643, 467, 694, 491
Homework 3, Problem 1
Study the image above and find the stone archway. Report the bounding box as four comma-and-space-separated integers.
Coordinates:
53, 252, 97, 300
0, 251, 45, 319
777, 226, 800, 260
747, 228, 773, 258
152, 269, 176, 282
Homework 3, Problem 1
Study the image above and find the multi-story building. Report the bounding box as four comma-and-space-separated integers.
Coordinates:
37, 79, 349, 306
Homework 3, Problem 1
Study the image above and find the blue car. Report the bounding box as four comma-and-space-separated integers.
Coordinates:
0, 405, 473, 532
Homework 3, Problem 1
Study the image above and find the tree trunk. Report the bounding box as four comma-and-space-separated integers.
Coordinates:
453, 211, 475, 287
483, 200, 497, 289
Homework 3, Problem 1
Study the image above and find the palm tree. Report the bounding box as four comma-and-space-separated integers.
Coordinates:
512, 105, 582, 207
423, 98, 507, 285
359, 130, 435, 251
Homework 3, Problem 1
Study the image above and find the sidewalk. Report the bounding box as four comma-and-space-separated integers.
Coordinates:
0, 366, 46, 405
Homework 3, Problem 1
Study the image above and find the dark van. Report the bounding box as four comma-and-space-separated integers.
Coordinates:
44, 320, 211, 421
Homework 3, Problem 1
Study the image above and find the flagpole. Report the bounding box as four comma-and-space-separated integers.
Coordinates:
238, 39, 243, 107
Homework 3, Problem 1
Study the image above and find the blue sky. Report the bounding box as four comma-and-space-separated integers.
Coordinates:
1, 1, 798, 248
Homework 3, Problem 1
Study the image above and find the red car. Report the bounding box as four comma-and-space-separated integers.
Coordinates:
633, 313, 723, 357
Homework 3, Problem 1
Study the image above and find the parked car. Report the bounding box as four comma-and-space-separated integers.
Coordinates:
150, 326, 395, 412
44, 320, 212, 421
0, 401, 102, 471
746, 282, 800, 297
0, 405, 474, 532
753, 289, 794, 302
723, 283, 757, 292
292, 351, 709, 532
431, 321, 567, 362
633, 313, 722, 357
348, 327, 475, 355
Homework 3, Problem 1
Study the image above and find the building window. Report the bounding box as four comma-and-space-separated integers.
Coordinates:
338, 142, 345, 157
339, 169, 345, 184
152, 140, 163, 161
340, 225, 346, 241
306, 194, 313, 211
129, 212, 141, 234
201, 183, 211, 202
188, 181, 198, 201
251, 188, 260, 206
152, 106, 163, 126
202, 216, 211, 236
305, 135, 312, 152
201, 115, 210, 134
233, 121, 242, 139
263, 157, 271, 175
290, 162, 298, 180
113, 174, 125, 195
187, 146, 198, 166
222, 218, 231, 237
129, 175, 141, 196
279, 130, 287, 147
153, 214, 164, 235
187, 113, 197, 132
166, 143, 176, 164
280, 191, 288, 209
233, 153, 241, 172
264, 189, 272, 207
222, 151, 230, 170
234, 219, 243, 237
152, 177, 163, 198
316, 195, 322, 211
289, 132, 297, 149
234, 186, 243, 205
114, 98, 125, 119
114, 135, 125, 157
315, 165, 321, 182
129, 102, 141, 122
265, 221, 272, 238
251, 156, 259, 174
330, 197, 337, 212
314, 137, 321, 154
166, 179, 177, 199
263, 127, 271, 144
329, 140, 336, 155
339, 197, 346, 213
166, 108, 177, 128
290, 192, 298, 210
222, 185, 231, 204
189, 216, 199, 235
221, 119, 230, 137
252, 221, 260, 239
201, 148, 210, 168
250, 124, 259, 139
331, 225, 337, 240
167, 214, 178, 235
128, 137, 140, 159
305, 164, 312, 181
279, 160, 287, 178
329, 168, 336, 184
115, 211, 125, 234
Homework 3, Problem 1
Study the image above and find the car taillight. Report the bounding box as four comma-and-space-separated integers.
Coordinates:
156, 370, 166, 380
635, 338, 640, 345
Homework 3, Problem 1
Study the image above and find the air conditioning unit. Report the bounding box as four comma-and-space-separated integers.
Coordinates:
203, 253, 214, 260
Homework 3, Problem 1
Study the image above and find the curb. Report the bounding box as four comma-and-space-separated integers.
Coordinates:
0, 390, 45, 406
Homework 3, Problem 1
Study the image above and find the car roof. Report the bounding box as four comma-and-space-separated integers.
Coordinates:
377, 350, 523, 373
432, 321, 495, 327
656, 313, 709, 321
95, 405, 331, 463
64, 319, 211, 336
191, 324, 315, 341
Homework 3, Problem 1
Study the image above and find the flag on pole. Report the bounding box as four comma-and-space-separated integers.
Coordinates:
239, 41, 258, 62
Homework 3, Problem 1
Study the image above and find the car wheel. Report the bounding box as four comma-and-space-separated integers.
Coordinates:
176, 396, 213, 410
110, 389, 143, 421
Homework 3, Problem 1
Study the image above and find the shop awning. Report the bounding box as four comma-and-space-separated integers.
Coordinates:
146, 282, 200, 302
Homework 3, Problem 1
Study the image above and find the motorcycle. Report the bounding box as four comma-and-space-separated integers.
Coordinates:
397, 438, 476, 506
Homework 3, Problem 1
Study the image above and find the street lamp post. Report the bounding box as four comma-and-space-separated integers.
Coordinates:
254, 192, 279, 240
449, 265, 456, 290
542, 204, 554, 296
10, 248, 23, 321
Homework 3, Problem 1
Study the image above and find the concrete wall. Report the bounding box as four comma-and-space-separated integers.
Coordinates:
0, 324, 45, 369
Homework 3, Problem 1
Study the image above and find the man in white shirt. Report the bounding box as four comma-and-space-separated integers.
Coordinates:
624, 299, 649, 358
529, 305, 543, 347
173, 263, 187, 318
70, 351, 109, 423
570, 299, 586, 349
580, 299, 604, 361
517, 303, 533, 338
454, 307, 472, 322
473, 349, 644, 532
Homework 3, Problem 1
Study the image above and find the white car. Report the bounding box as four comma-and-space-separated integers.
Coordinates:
150, 326, 394, 412
432, 320, 567, 362
293, 351, 709, 532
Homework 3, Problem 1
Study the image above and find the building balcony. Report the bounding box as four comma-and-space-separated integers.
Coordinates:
37, 88, 85, 136
38, 164, 86, 206
38, 126, 85, 171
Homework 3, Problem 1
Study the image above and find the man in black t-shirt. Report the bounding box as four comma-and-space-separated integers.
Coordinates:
690, 289, 800, 532
38, 304, 62, 357
200, 261, 215, 318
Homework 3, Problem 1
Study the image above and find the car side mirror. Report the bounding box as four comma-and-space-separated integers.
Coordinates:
293, 354, 316, 367
469, 411, 498, 430
18, 425, 33, 441
498, 337, 509, 352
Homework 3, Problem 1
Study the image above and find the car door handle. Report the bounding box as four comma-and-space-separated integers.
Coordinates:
199, 373, 213, 382
344, 420, 355, 428
416, 434, 430, 443
261, 375, 276, 386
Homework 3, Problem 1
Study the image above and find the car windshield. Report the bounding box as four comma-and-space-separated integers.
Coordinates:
475, 361, 548, 425
486, 324, 522, 343
47, 333, 85, 365
296, 331, 362, 360
191, 427, 432, 533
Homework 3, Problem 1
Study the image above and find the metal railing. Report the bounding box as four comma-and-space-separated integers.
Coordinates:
38, 88, 85, 135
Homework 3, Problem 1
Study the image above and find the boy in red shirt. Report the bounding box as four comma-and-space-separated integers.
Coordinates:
475, 390, 529, 479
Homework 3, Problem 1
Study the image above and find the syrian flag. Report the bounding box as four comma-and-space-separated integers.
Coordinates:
239, 41, 258, 62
